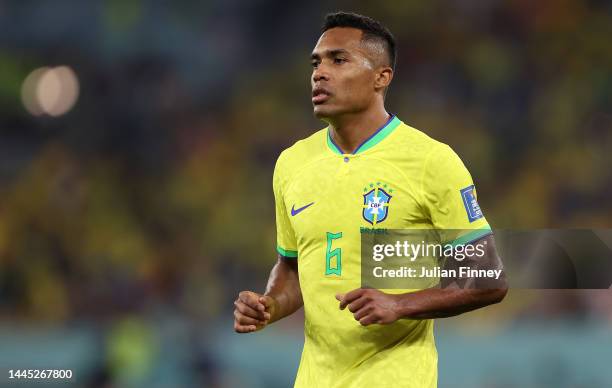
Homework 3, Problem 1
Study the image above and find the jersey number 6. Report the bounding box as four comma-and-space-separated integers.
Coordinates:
325, 232, 342, 276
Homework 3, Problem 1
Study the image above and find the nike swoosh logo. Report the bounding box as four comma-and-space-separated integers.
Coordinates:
291, 202, 314, 216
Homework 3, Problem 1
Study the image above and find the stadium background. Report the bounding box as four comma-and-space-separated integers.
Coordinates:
0, 0, 611, 387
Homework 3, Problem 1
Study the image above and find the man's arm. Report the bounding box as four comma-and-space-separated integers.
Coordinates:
337, 234, 507, 325
234, 255, 302, 333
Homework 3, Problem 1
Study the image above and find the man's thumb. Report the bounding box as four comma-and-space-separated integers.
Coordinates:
259, 295, 274, 309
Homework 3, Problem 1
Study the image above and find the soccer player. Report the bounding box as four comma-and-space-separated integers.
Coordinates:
233, 12, 507, 388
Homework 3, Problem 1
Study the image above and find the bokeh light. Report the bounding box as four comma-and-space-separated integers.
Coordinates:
21, 66, 80, 117
20, 66, 49, 116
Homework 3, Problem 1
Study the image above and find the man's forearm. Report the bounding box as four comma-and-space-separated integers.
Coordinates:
396, 234, 507, 319
396, 288, 507, 320
264, 256, 303, 323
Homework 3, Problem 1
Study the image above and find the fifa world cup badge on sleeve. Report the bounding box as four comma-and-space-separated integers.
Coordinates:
460, 185, 483, 222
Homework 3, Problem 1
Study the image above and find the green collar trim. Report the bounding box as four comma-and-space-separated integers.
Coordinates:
327, 115, 401, 155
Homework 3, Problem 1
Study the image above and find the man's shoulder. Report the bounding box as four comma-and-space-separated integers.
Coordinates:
389, 120, 451, 159
395, 122, 472, 183
275, 127, 328, 171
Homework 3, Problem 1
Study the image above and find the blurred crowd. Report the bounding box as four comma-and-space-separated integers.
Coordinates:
0, 0, 611, 387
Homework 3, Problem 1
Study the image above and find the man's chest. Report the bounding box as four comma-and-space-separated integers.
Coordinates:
283, 157, 427, 243
284, 157, 428, 281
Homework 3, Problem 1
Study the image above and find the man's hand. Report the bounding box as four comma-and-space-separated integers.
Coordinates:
336, 288, 400, 326
234, 291, 278, 333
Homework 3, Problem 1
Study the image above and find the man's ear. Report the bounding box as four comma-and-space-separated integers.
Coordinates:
374, 67, 393, 91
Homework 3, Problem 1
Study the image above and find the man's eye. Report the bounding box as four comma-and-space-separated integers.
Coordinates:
311, 61, 319, 68
334, 58, 346, 64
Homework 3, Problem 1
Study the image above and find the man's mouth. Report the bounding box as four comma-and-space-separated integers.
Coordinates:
312, 87, 331, 104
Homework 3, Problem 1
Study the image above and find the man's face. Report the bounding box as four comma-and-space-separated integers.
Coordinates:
310, 27, 380, 119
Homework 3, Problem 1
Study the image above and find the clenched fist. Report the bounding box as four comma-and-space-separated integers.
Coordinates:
234, 291, 278, 333
336, 288, 401, 326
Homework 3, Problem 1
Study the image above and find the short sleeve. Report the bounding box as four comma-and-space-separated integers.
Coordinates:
273, 154, 298, 258
420, 144, 492, 245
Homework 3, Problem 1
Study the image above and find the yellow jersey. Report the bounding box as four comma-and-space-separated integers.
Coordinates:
273, 115, 491, 388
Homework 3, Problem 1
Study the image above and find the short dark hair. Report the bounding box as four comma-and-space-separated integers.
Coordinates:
322, 12, 396, 71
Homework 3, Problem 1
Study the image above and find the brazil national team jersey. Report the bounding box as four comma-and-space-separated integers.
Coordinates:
273, 115, 491, 388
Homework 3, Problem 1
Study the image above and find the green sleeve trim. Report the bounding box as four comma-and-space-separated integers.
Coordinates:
276, 245, 298, 258
448, 225, 492, 246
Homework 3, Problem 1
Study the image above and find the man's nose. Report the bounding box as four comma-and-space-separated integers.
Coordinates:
312, 67, 330, 82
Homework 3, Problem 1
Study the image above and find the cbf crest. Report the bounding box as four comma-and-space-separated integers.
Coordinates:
362, 182, 393, 225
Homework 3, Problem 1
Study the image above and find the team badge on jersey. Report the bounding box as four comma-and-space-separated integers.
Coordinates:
460, 185, 483, 222
362, 182, 393, 225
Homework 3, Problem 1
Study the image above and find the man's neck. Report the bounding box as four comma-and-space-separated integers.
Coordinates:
327, 106, 391, 154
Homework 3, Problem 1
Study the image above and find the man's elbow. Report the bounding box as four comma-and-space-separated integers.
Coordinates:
488, 287, 508, 305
